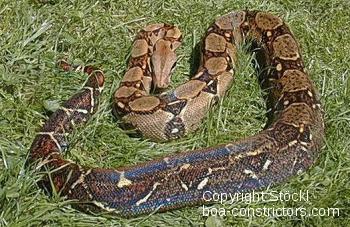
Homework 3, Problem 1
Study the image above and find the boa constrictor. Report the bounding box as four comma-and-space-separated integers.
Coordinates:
29, 10, 325, 217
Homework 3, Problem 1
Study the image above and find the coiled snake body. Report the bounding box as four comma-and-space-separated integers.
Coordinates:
29, 11, 325, 217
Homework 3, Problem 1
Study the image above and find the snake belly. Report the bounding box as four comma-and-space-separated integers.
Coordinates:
29, 11, 325, 217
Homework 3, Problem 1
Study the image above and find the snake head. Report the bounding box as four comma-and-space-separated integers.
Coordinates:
151, 39, 177, 89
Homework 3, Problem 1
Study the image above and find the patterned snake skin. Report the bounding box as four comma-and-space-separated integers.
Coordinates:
29, 11, 325, 217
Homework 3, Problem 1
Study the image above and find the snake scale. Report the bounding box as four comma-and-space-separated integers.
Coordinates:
29, 11, 325, 217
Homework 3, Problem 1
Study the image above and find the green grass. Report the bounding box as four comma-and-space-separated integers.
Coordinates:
1, 0, 349, 226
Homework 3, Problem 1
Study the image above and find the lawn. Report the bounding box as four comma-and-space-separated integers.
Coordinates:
0, 0, 349, 226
